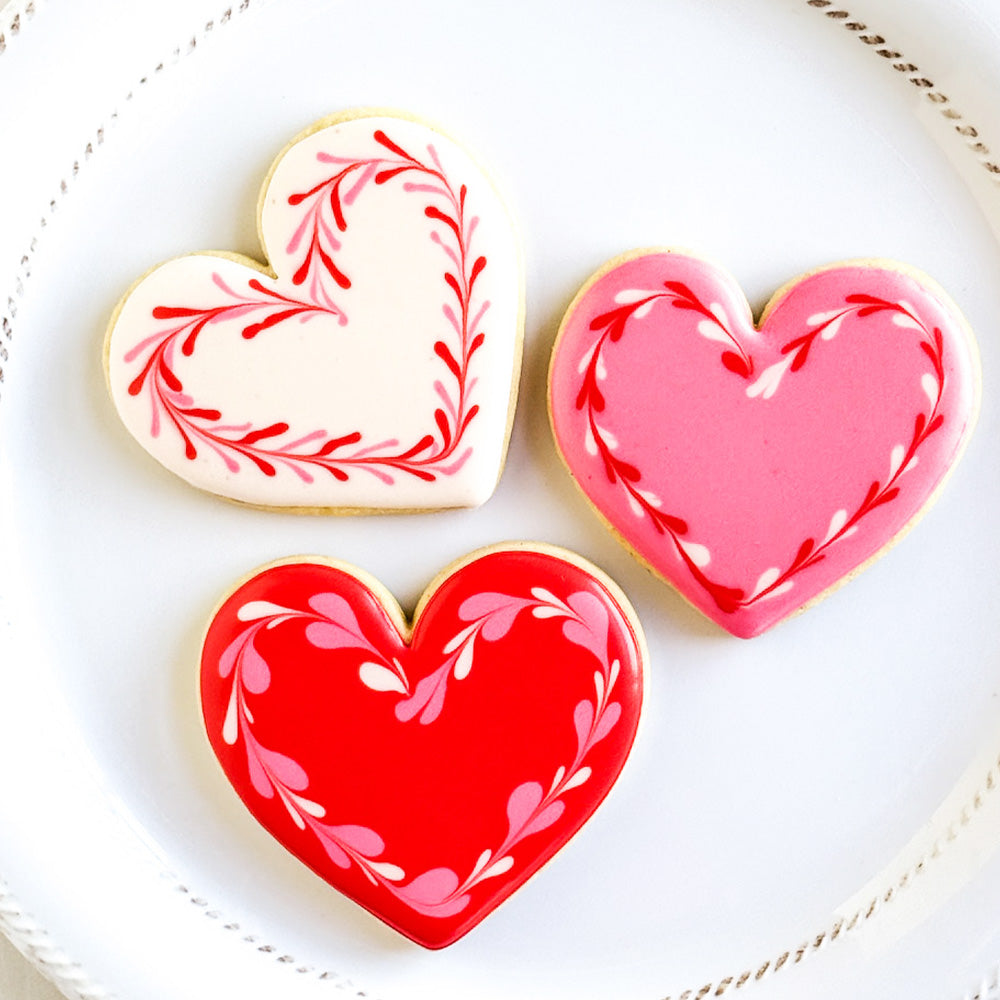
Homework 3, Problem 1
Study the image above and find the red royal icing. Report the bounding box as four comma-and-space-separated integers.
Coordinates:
201, 547, 645, 948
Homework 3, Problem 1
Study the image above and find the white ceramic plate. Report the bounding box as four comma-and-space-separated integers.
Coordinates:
5, 0, 1000, 997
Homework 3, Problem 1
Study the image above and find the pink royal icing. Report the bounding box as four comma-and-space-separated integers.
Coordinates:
548, 251, 980, 638
106, 112, 522, 511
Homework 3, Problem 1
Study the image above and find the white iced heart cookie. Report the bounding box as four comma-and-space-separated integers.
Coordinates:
105, 110, 523, 511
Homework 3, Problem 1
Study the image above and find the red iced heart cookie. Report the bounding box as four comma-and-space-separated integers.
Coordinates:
549, 251, 980, 638
106, 110, 522, 511
200, 546, 645, 948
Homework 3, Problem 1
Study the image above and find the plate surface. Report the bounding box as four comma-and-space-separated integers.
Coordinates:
4, 1, 1000, 998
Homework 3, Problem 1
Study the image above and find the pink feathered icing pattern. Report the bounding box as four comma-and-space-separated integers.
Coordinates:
549, 252, 979, 638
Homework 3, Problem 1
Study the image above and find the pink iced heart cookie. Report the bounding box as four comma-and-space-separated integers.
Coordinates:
105, 110, 522, 511
549, 251, 980, 638
200, 546, 645, 948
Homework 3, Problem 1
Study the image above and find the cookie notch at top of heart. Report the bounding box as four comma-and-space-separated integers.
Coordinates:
104, 109, 524, 512
548, 249, 981, 638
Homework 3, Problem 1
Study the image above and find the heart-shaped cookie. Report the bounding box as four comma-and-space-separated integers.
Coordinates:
200, 546, 645, 948
106, 110, 522, 511
548, 251, 980, 638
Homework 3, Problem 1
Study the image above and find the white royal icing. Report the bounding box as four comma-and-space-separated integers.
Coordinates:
106, 113, 522, 509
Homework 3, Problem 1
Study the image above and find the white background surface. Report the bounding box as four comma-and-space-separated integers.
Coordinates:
7, 0, 1000, 999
